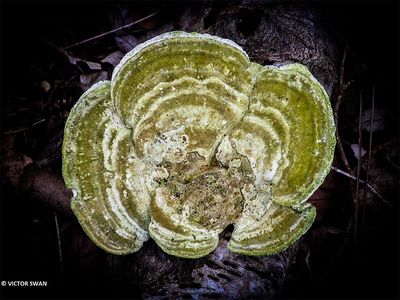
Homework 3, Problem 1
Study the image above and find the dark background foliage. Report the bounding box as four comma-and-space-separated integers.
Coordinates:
1, 1, 399, 299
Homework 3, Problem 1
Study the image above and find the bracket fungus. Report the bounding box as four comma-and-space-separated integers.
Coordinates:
62, 31, 336, 258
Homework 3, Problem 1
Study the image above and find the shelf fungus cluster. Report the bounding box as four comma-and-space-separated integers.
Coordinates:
62, 31, 336, 258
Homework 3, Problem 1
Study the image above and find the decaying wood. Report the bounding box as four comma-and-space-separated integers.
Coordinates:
109, 233, 299, 299
185, 4, 339, 95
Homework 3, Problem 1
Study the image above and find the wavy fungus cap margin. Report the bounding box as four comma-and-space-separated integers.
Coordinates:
62, 31, 335, 258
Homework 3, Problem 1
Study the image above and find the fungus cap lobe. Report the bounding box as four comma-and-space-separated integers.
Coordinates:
62, 81, 150, 254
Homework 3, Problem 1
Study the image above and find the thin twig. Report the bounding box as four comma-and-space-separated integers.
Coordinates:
333, 45, 352, 173
3, 128, 27, 135
361, 86, 375, 232
54, 212, 64, 276
3, 119, 47, 135
385, 153, 400, 170
331, 167, 390, 206
65, 11, 158, 49
339, 46, 346, 90
32, 118, 46, 127
353, 92, 363, 254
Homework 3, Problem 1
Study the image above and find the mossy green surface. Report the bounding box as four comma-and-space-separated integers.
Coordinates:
62, 31, 336, 258
62, 81, 150, 254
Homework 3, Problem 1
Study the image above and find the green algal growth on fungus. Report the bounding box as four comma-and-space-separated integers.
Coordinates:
62, 31, 336, 258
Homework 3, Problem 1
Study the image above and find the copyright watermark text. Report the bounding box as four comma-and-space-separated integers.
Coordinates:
1, 280, 47, 287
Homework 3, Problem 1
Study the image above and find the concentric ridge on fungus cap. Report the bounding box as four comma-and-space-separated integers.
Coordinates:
62, 31, 336, 258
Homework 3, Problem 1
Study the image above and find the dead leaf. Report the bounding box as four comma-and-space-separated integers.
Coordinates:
80, 71, 109, 90
85, 61, 102, 71
67, 54, 78, 65
4, 155, 33, 187
101, 51, 124, 67
361, 107, 385, 132
351, 144, 367, 160
66, 53, 102, 71
141, 22, 175, 42
115, 34, 139, 53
